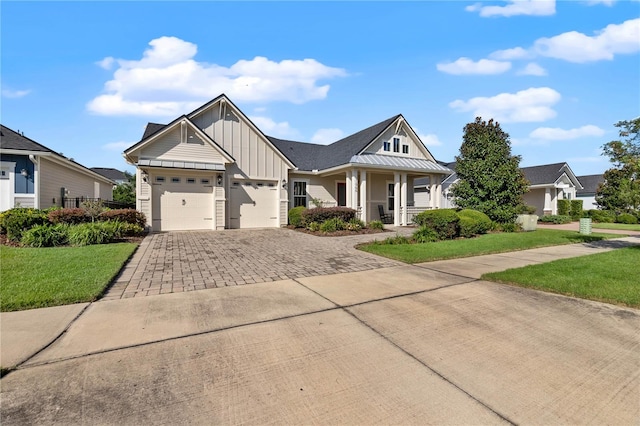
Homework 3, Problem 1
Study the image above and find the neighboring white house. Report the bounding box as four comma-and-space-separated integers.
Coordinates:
415, 162, 583, 216
91, 167, 130, 185
123, 94, 452, 231
576, 174, 604, 210
0, 125, 114, 212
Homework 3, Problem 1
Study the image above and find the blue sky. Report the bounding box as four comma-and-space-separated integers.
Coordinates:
2, 1, 639, 177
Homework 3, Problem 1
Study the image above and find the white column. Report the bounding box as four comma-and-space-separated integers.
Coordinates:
436, 184, 442, 209
394, 172, 401, 226
543, 187, 552, 215
401, 173, 408, 226
359, 170, 367, 222
552, 189, 558, 215
346, 171, 352, 209
429, 182, 437, 209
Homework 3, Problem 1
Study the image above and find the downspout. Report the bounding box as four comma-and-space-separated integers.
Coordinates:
28, 155, 40, 209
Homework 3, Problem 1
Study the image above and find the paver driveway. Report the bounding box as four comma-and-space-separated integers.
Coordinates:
103, 228, 405, 300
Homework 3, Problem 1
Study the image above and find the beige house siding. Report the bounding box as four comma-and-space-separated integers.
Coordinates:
363, 126, 429, 160
39, 158, 113, 209
524, 189, 546, 216
140, 127, 226, 164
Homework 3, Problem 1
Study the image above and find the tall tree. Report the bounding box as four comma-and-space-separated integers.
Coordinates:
596, 118, 640, 212
113, 171, 136, 206
451, 117, 529, 223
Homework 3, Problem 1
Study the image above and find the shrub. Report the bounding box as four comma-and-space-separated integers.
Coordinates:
346, 218, 365, 231
457, 209, 492, 238
496, 222, 522, 232
319, 217, 346, 233
98, 209, 146, 227
587, 209, 616, 223
80, 200, 105, 222
377, 234, 411, 245
557, 199, 570, 216
616, 213, 638, 224
515, 204, 537, 215
413, 209, 460, 240
538, 215, 572, 224
570, 200, 583, 221
48, 208, 89, 225
1, 208, 48, 242
368, 220, 384, 230
301, 207, 356, 224
21, 224, 69, 247
100, 220, 145, 238
412, 226, 439, 243
288, 206, 306, 228
306, 221, 321, 232
67, 222, 117, 246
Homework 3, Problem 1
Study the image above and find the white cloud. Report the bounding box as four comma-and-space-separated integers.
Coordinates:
489, 47, 532, 60
97, 57, 115, 70
102, 141, 132, 151
311, 128, 344, 145
417, 133, 443, 147
436, 57, 511, 75
529, 125, 605, 140
249, 116, 299, 139
517, 62, 547, 76
88, 36, 348, 116
466, 0, 555, 17
2, 88, 31, 98
449, 87, 561, 123
533, 18, 640, 62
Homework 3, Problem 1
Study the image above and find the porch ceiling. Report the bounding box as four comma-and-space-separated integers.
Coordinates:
349, 154, 452, 174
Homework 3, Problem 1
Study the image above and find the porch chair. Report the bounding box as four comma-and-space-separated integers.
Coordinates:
377, 205, 393, 224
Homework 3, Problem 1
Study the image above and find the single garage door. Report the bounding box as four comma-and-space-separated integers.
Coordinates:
229, 180, 278, 228
152, 175, 214, 231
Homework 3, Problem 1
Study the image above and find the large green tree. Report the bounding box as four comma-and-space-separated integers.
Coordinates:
596, 118, 640, 212
113, 171, 136, 206
451, 117, 529, 223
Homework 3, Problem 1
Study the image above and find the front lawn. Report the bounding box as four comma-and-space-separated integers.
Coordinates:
482, 246, 640, 308
592, 223, 640, 232
358, 229, 620, 263
0, 243, 137, 312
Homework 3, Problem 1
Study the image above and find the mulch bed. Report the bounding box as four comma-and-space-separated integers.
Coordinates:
288, 226, 390, 237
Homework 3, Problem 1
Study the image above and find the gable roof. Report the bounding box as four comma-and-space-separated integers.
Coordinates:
91, 167, 129, 181
1, 124, 114, 184
576, 174, 604, 195
521, 162, 582, 188
142, 123, 166, 140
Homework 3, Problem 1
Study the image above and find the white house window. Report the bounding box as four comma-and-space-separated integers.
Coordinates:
393, 137, 400, 153
402, 145, 409, 154
293, 181, 307, 207
388, 183, 395, 211
383, 141, 391, 151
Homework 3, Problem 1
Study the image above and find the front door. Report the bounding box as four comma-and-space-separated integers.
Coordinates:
337, 182, 346, 207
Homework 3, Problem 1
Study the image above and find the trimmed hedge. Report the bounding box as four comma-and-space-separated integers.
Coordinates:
413, 209, 460, 240
301, 207, 356, 224
538, 215, 572, 224
48, 208, 89, 225
558, 199, 570, 216
0, 208, 49, 242
586, 209, 616, 223
616, 213, 638, 224
570, 200, 583, 221
457, 209, 492, 238
98, 209, 146, 227
288, 206, 306, 228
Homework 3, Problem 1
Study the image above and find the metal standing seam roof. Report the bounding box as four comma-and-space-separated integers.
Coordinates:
137, 159, 225, 171
349, 154, 452, 173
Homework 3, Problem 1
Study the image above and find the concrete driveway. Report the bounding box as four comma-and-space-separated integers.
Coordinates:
2, 243, 639, 424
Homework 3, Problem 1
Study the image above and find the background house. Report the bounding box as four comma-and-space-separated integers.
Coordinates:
576, 174, 604, 210
91, 167, 130, 185
124, 94, 451, 231
1, 125, 114, 211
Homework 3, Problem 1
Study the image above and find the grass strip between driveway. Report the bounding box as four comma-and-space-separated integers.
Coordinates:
482, 246, 640, 308
592, 223, 640, 232
357, 229, 621, 263
0, 243, 138, 312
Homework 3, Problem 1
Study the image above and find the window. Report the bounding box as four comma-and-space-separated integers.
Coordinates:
293, 181, 307, 207
186, 178, 196, 184
171, 177, 181, 183
155, 176, 165, 183
393, 137, 400, 153
383, 141, 391, 151
201, 178, 210, 184
402, 145, 409, 154
388, 183, 395, 211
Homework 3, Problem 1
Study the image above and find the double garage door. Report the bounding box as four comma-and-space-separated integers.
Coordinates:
152, 175, 277, 231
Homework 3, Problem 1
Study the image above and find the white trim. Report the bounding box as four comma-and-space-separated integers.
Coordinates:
291, 178, 309, 208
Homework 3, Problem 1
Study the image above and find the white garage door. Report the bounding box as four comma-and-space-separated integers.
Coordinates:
229, 180, 278, 228
152, 175, 214, 231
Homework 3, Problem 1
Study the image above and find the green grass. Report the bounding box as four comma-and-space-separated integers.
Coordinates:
358, 229, 621, 263
482, 246, 640, 308
592, 223, 640, 231
0, 243, 137, 312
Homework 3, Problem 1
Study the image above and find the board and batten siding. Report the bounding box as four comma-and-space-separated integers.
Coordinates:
39, 158, 113, 209
363, 126, 431, 161
137, 168, 152, 227
139, 127, 227, 164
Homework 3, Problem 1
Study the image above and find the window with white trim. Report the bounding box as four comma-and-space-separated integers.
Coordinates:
402, 145, 409, 154
388, 183, 395, 211
293, 181, 307, 207
393, 137, 400, 153
383, 141, 391, 151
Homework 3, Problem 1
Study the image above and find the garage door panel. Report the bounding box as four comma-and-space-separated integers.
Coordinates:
229, 181, 277, 229
152, 178, 214, 232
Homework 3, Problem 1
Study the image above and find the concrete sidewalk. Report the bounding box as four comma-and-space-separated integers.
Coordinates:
1, 236, 639, 424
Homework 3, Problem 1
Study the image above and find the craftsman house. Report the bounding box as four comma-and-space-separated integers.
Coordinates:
123, 94, 451, 231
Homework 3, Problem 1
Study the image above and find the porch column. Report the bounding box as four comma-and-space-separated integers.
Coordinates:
543, 188, 552, 215
429, 182, 437, 209
401, 173, 408, 226
393, 172, 401, 226
435, 183, 442, 209
352, 170, 359, 211
359, 170, 367, 222
346, 170, 352, 209
552, 188, 558, 215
